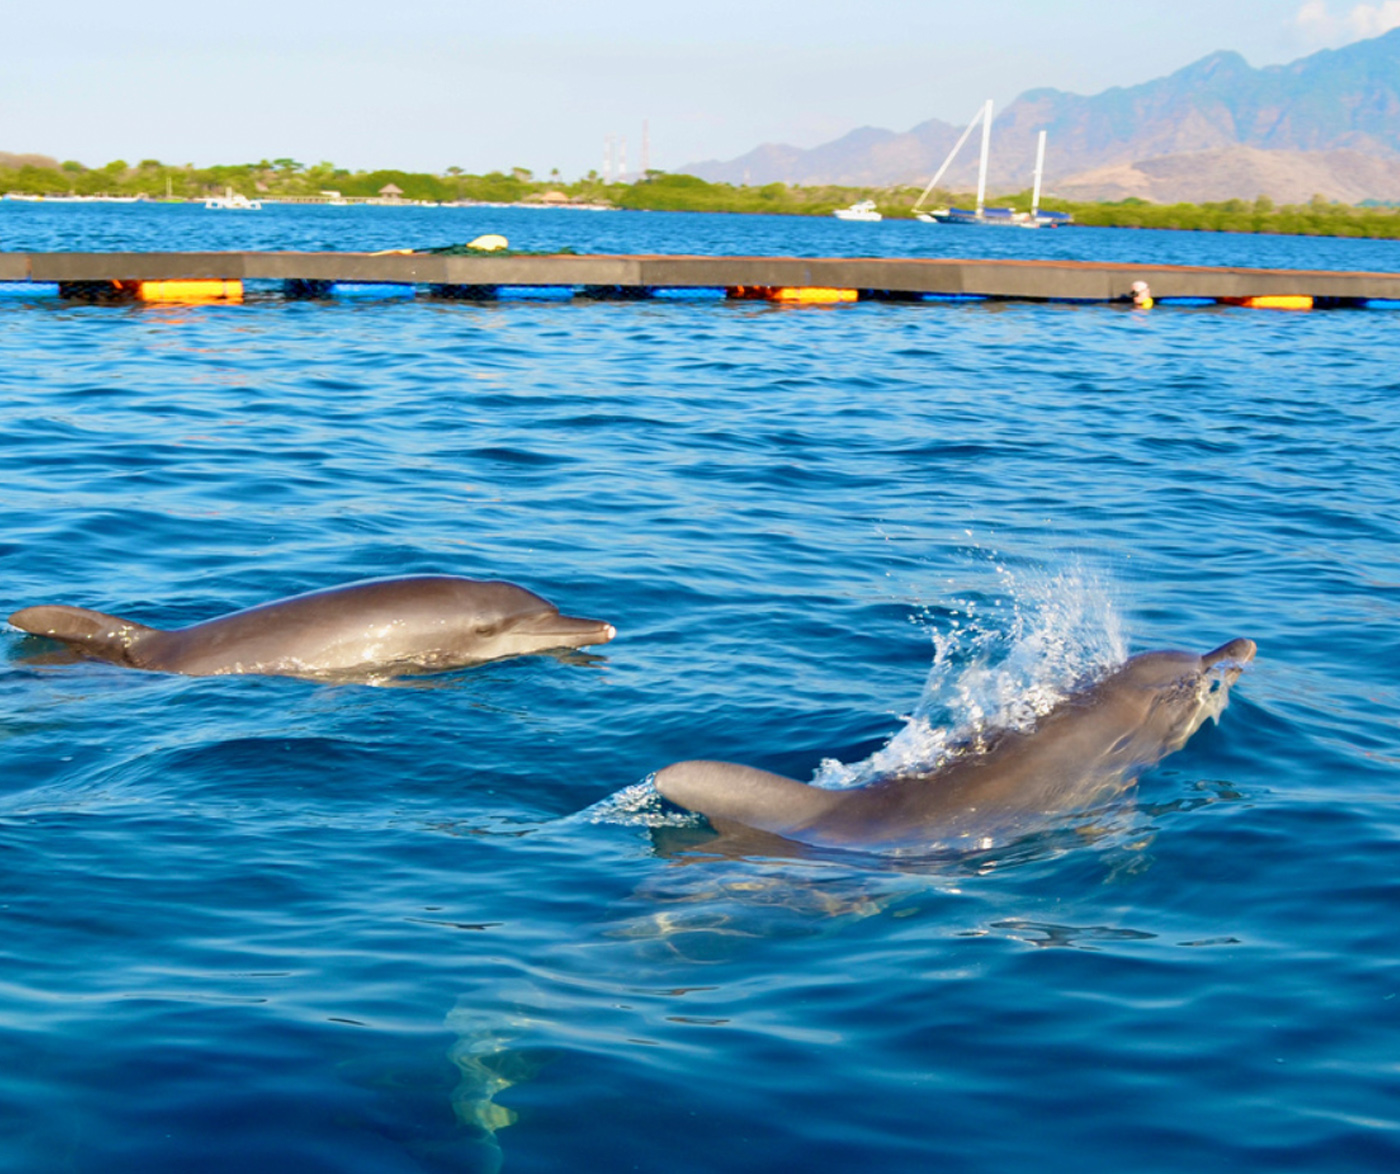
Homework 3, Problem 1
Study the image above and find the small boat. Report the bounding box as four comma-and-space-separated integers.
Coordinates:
205, 187, 262, 211
912, 100, 1072, 229
833, 199, 882, 222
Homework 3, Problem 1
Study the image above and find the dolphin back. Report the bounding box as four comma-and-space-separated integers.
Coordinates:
8, 604, 158, 667
654, 760, 845, 837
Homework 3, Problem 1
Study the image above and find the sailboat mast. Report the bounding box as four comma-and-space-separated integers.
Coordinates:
912, 101, 988, 214
975, 98, 992, 216
1031, 129, 1046, 217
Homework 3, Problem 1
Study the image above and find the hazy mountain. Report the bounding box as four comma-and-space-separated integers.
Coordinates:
685, 120, 965, 188
1056, 146, 1400, 204
680, 28, 1400, 201
0, 153, 61, 170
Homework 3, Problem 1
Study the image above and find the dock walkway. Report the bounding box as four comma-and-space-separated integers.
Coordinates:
2, 252, 1399, 304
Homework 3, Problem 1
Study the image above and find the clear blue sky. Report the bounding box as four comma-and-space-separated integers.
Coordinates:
5, 1, 1395, 178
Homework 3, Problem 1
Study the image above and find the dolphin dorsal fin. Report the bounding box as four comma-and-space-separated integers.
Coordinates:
8, 605, 157, 667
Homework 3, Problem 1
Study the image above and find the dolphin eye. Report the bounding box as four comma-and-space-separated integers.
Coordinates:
475, 624, 498, 638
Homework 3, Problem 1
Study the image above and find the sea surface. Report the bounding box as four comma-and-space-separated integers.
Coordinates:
6, 196, 1400, 269
1, 203, 1398, 1173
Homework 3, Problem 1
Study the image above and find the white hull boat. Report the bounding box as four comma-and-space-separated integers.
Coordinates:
833, 199, 882, 221
205, 187, 263, 211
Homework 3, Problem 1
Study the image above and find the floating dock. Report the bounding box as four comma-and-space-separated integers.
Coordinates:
1, 252, 1399, 306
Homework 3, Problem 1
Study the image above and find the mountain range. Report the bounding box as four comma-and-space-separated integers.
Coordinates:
680, 28, 1400, 203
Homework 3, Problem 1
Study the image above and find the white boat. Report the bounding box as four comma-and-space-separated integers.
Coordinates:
911, 100, 1071, 229
205, 187, 262, 211
833, 199, 882, 222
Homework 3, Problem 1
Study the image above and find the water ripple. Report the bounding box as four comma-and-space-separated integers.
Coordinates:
1, 209, 1398, 1172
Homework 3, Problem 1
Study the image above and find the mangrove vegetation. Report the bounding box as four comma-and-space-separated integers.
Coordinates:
4, 155, 1400, 241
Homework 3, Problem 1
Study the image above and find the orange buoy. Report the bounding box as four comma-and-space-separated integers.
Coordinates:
726, 286, 858, 303
770, 287, 858, 303
135, 279, 244, 304
1227, 295, 1313, 311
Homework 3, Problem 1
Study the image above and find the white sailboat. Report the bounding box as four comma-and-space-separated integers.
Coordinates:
911, 100, 1071, 228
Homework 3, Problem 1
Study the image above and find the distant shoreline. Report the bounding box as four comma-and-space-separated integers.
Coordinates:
3, 159, 1400, 241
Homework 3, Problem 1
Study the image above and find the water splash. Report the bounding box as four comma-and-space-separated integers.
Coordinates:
813, 557, 1126, 789
589, 556, 1129, 820
580, 776, 707, 828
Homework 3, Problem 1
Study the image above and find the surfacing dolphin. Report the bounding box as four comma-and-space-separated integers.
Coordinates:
8, 575, 616, 681
655, 638, 1256, 854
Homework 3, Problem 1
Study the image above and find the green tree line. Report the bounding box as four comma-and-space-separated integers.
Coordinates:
5, 157, 1400, 240
0, 157, 550, 203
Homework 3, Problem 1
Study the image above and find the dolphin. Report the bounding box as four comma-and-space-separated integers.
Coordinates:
8, 575, 616, 681
654, 638, 1256, 854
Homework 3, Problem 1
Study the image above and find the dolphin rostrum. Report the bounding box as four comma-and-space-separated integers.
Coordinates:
654, 638, 1256, 853
8, 575, 616, 681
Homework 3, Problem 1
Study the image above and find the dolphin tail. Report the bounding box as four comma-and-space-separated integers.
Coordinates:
654, 760, 844, 837
8, 605, 157, 667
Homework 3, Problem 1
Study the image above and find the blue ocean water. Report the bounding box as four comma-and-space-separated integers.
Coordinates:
6, 197, 1400, 270
1, 204, 1398, 1173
